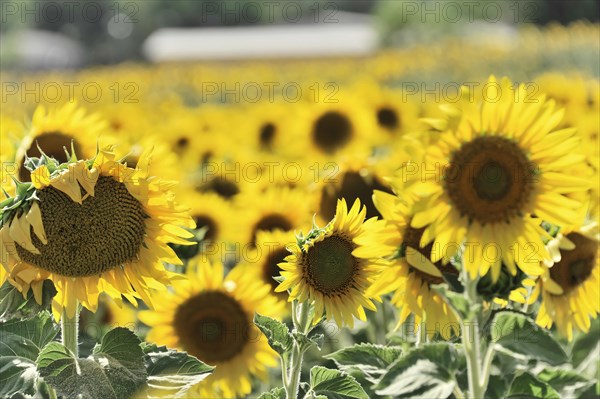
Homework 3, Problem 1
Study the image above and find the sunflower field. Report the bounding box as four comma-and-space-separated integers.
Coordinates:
1, 4, 599, 399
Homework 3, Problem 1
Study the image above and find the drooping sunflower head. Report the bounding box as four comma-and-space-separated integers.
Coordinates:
0, 146, 195, 319
139, 258, 283, 398
276, 198, 386, 328
407, 76, 589, 281
536, 223, 600, 341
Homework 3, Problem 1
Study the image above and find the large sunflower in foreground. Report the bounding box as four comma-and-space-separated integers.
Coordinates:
536, 223, 599, 341
139, 259, 283, 398
276, 199, 386, 328
364, 191, 459, 339
0, 147, 194, 319
405, 76, 589, 281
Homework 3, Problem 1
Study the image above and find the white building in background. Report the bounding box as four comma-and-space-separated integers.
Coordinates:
142, 11, 377, 61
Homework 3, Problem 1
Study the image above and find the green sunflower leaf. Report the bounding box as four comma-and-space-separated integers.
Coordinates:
258, 387, 286, 399
308, 332, 325, 351
309, 366, 369, 399
536, 367, 595, 398
138, 342, 214, 399
0, 280, 57, 322
0, 333, 40, 397
507, 372, 560, 398
37, 327, 147, 399
0, 311, 60, 397
254, 313, 293, 355
293, 331, 325, 351
570, 318, 600, 369
0, 310, 59, 348
325, 343, 402, 383
491, 311, 567, 366
374, 342, 461, 398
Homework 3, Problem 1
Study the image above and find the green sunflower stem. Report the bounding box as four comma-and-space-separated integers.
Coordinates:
61, 299, 80, 358
461, 269, 487, 399
47, 385, 58, 399
286, 301, 311, 399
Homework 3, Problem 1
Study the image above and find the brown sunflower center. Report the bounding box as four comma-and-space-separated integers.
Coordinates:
250, 214, 293, 246
18, 132, 83, 181
198, 177, 240, 200
549, 232, 597, 294
304, 235, 358, 295
376, 107, 400, 130
15, 176, 146, 277
319, 171, 393, 221
259, 122, 277, 148
174, 137, 190, 152
444, 136, 533, 224
110, 120, 122, 131
263, 246, 289, 292
313, 111, 353, 154
402, 224, 457, 285
193, 215, 219, 241
174, 291, 249, 364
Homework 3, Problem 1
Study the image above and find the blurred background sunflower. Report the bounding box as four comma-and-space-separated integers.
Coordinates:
139, 258, 284, 398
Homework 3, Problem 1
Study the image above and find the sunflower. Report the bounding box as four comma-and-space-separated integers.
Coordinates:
98, 106, 184, 187
535, 73, 590, 127
291, 95, 381, 162
572, 78, 600, 220
14, 102, 113, 182
0, 146, 194, 319
405, 76, 589, 281
178, 192, 237, 244
236, 101, 301, 156
248, 229, 296, 305
276, 199, 385, 328
235, 185, 314, 247
178, 104, 237, 169
316, 159, 394, 224
138, 258, 283, 398
365, 191, 460, 339
536, 223, 600, 341
189, 154, 255, 202
352, 78, 421, 139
